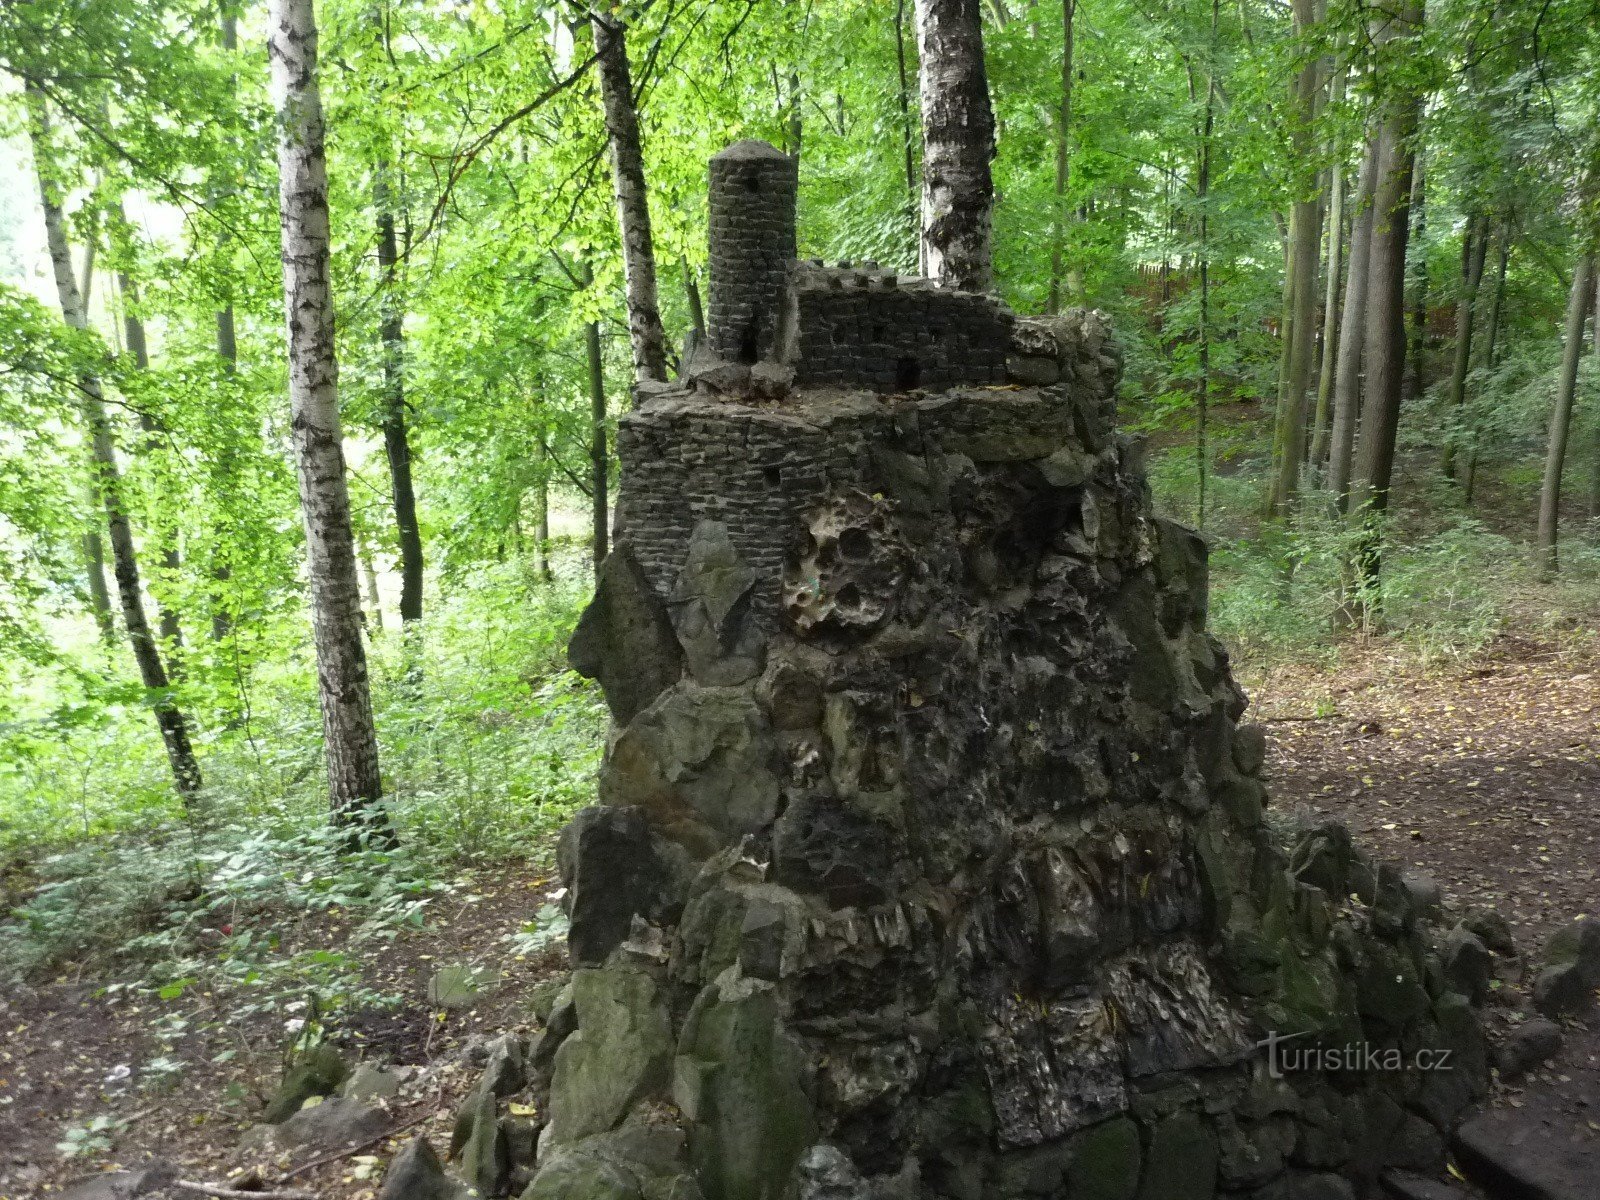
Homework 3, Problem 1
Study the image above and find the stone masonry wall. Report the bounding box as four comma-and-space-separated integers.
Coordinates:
706, 140, 798, 364
787, 262, 1011, 391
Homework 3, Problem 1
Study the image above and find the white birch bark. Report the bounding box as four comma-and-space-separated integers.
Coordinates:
592, 9, 668, 385
914, 0, 996, 291
267, 0, 387, 831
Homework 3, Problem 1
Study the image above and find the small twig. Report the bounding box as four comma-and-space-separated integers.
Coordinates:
275, 1106, 441, 1183
175, 1183, 318, 1200
1261, 713, 1343, 723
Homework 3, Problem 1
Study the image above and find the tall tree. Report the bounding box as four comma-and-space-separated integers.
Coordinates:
375, 164, 424, 625
1403, 151, 1427, 403
1589, 268, 1600, 525
1536, 251, 1593, 575
591, 8, 668, 385
1345, 0, 1424, 611
914, 0, 996, 290
267, 0, 387, 834
1265, 0, 1324, 517
582, 256, 609, 575
1308, 66, 1346, 473
1327, 137, 1381, 508
1439, 212, 1489, 480
115, 264, 186, 664
1046, 0, 1077, 314
1462, 222, 1511, 503
26, 83, 204, 801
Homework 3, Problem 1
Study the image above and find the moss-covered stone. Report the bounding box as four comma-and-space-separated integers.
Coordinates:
675, 977, 816, 1200
262, 1044, 348, 1124
1065, 1115, 1141, 1200
548, 968, 674, 1145
1135, 1111, 1216, 1200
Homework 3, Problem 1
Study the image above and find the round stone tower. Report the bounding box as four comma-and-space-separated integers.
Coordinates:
706, 139, 797, 364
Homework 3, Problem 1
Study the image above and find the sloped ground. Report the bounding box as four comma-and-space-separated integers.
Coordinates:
2, 635, 1596, 1199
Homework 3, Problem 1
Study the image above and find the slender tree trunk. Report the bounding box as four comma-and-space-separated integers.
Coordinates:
1309, 71, 1347, 473
375, 166, 424, 625
362, 549, 384, 634
116, 266, 187, 669
1347, 5, 1422, 614
592, 10, 668, 385
1440, 212, 1488, 480
1404, 152, 1428, 404
268, 0, 388, 836
580, 259, 609, 575
27, 83, 204, 801
1536, 252, 1593, 576
1193, 0, 1219, 529
1589, 268, 1600, 525
1328, 134, 1380, 509
1046, 0, 1076, 314
1266, 0, 1324, 517
895, 0, 920, 267
211, 1, 239, 646
83, 520, 117, 642
534, 467, 553, 582
1464, 225, 1510, 504
914, 0, 997, 291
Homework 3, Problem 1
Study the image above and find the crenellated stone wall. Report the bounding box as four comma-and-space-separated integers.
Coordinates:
472, 146, 1495, 1200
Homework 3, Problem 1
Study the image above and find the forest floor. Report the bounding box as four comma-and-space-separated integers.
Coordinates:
2, 634, 1598, 1199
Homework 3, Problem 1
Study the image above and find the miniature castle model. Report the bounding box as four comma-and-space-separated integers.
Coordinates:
487, 142, 1496, 1200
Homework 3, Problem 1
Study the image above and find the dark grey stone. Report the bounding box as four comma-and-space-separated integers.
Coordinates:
1454, 1106, 1598, 1200
1378, 1170, 1475, 1200
1249, 1172, 1356, 1200
1439, 926, 1492, 1003
1496, 1016, 1563, 1079
569, 543, 683, 724
1531, 962, 1589, 1018
379, 1137, 470, 1200
1136, 1111, 1217, 1200
274, 1095, 388, 1150
558, 805, 671, 967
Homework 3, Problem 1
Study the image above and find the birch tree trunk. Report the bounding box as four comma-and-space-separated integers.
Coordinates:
375, 165, 424, 625
592, 9, 668, 385
27, 83, 204, 801
1265, 0, 1323, 517
1440, 212, 1488, 480
914, 0, 996, 291
1536, 252, 1594, 576
267, 0, 388, 835
1328, 134, 1381, 509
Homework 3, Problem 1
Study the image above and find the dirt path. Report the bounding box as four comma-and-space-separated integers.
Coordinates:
1249, 635, 1600, 946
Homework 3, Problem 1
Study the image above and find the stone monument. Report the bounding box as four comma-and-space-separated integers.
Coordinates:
502, 141, 1491, 1200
